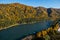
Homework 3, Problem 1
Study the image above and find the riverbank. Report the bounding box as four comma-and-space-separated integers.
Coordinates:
0, 22, 36, 30
0, 23, 19, 30
0, 21, 38, 31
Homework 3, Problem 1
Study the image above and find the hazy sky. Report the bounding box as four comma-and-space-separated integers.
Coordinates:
0, 0, 60, 8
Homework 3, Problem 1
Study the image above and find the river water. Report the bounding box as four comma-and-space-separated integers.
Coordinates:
0, 20, 53, 40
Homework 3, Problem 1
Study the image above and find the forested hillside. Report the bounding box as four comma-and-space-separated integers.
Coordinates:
0, 3, 60, 30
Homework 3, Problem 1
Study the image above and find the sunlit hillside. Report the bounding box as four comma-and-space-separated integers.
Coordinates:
0, 3, 60, 30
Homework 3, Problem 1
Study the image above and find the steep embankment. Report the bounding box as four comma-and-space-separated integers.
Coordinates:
0, 3, 60, 30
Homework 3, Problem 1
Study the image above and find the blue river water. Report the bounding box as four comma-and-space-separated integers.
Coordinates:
0, 20, 53, 40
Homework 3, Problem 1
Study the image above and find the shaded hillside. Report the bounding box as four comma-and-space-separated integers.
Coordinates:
0, 3, 60, 30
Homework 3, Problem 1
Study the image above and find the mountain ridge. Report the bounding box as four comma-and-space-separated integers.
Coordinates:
0, 3, 60, 30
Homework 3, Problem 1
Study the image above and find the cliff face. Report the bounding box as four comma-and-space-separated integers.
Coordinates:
0, 3, 60, 29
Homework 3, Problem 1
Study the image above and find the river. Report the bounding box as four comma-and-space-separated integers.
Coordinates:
0, 20, 53, 40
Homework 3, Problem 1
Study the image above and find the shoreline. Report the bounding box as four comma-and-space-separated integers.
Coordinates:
0, 22, 37, 31
0, 23, 19, 31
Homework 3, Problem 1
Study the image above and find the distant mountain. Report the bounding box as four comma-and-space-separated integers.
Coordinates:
0, 3, 60, 30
